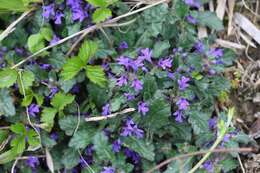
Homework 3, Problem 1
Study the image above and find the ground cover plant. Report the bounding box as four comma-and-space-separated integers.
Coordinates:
0, 0, 256, 172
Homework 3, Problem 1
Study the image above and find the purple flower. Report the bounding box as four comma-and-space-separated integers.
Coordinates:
101, 167, 115, 173
26, 156, 40, 168
178, 76, 190, 90
50, 132, 58, 141
131, 78, 143, 92
121, 119, 144, 138
72, 8, 85, 22
54, 11, 64, 24
116, 74, 128, 87
176, 98, 189, 110
71, 84, 80, 94
50, 35, 60, 45
124, 148, 141, 164
138, 101, 149, 115
173, 110, 184, 123
42, 4, 55, 19
158, 58, 173, 70
48, 87, 59, 98
186, 15, 197, 24
208, 48, 223, 58
15, 47, 25, 56
194, 41, 204, 53
117, 56, 133, 70
208, 117, 217, 129
124, 93, 135, 101
102, 103, 110, 116
119, 41, 128, 50
39, 63, 51, 70
168, 72, 175, 79
202, 160, 214, 172
85, 145, 94, 155
28, 104, 40, 117
138, 48, 152, 63
184, 0, 201, 8
112, 139, 122, 153
102, 62, 110, 72
67, 0, 89, 22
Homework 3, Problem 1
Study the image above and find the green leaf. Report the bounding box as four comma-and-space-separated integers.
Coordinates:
164, 157, 194, 173
174, 0, 189, 18
0, 130, 8, 144
87, 83, 110, 108
0, 89, 16, 116
17, 70, 35, 90
141, 98, 171, 132
0, 0, 27, 13
11, 136, 25, 154
40, 27, 53, 41
27, 33, 45, 53
61, 57, 85, 81
0, 68, 17, 88
85, 65, 107, 87
0, 150, 17, 164
69, 128, 95, 149
85, 0, 109, 8
10, 123, 26, 135
142, 75, 158, 100
92, 8, 112, 23
191, 11, 224, 31
152, 41, 170, 58
93, 132, 114, 160
78, 40, 98, 63
21, 89, 34, 106
219, 157, 238, 172
27, 129, 40, 147
188, 110, 210, 134
123, 137, 155, 161
169, 122, 192, 142
59, 116, 79, 136
40, 107, 58, 132
51, 92, 75, 111
61, 148, 80, 169
34, 93, 44, 105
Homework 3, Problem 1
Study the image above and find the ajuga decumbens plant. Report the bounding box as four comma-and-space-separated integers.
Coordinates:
0, 0, 254, 173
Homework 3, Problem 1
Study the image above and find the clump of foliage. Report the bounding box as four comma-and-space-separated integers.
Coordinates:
0, 0, 253, 173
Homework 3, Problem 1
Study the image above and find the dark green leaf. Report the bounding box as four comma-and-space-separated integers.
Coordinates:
191, 11, 224, 31
124, 137, 155, 161
59, 116, 79, 136
0, 89, 16, 116
69, 128, 95, 149
141, 98, 171, 132
188, 110, 210, 134
61, 148, 80, 169
152, 41, 170, 58
93, 132, 114, 160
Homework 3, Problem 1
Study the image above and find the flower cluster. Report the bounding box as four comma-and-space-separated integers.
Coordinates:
121, 118, 144, 138
42, 0, 91, 24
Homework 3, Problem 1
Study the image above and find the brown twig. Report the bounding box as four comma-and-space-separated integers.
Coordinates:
85, 108, 135, 122
146, 147, 254, 173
